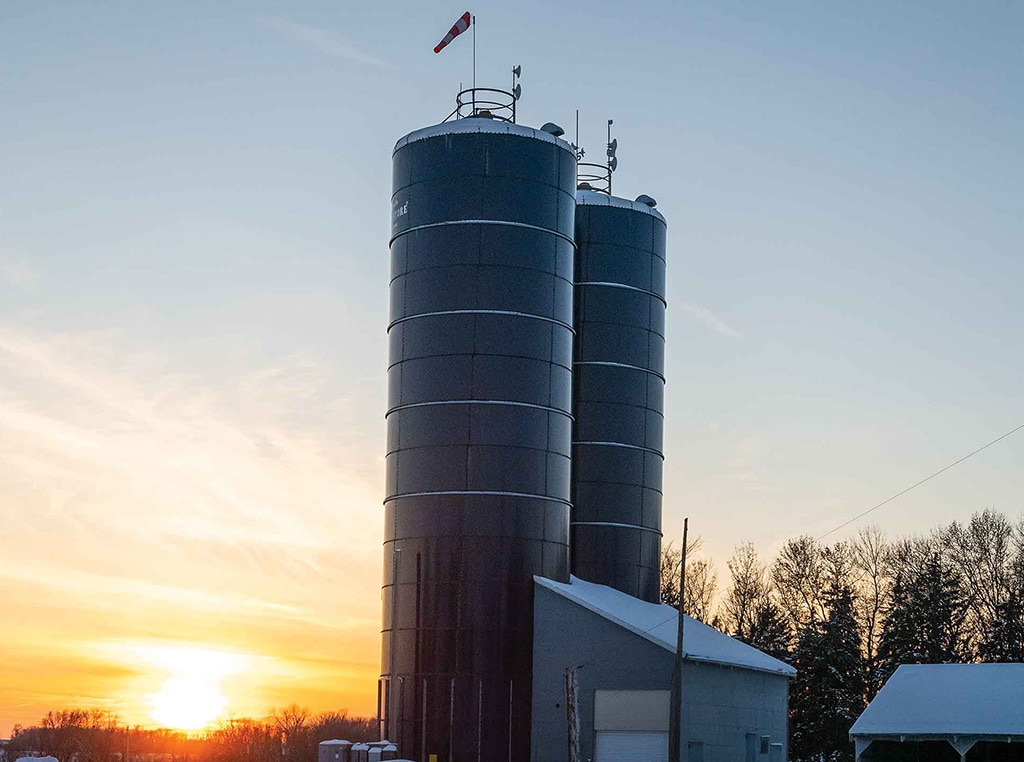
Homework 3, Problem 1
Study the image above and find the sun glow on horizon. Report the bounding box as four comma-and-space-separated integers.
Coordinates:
135, 645, 250, 731
149, 673, 227, 731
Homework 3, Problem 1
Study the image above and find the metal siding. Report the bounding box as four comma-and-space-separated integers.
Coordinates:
571, 195, 668, 602
531, 585, 790, 762
384, 123, 577, 762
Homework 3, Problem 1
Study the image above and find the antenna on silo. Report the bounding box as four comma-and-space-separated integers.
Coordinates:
606, 119, 618, 194
575, 117, 612, 194
511, 65, 522, 103
571, 109, 585, 162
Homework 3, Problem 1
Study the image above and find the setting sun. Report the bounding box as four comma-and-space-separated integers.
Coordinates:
150, 674, 227, 730
137, 645, 250, 730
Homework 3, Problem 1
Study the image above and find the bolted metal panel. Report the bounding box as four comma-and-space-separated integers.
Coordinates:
571, 190, 668, 603
383, 119, 577, 762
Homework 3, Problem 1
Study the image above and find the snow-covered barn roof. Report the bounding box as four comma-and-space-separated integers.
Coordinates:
850, 663, 1024, 739
535, 575, 795, 677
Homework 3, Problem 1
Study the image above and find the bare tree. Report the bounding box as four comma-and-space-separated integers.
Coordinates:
944, 509, 1018, 649
719, 543, 769, 640
770, 535, 824, 629
80, 710, 121, 762
210, 718, 280, 762
851, 525, 889, 692
1013, 517, 1024, 580
660, 535, 704, 609
661, 542, 682, 608
310, 711, 376, 745
39, 710, 88, 762
887, 533, 938, 581
273, 705, 311, 762
683, 559, 719, 623
311, 712, 380, 745
821, 542, 855, 592
11, 708, 379, 762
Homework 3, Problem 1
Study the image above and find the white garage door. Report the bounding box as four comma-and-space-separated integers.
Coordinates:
594, 731, 668, 761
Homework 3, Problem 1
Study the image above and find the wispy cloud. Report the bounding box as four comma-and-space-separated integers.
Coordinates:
256, 16, 388, 68
0, 325, 384, 565
678, 301, 742, 340
0, 325, 384, 725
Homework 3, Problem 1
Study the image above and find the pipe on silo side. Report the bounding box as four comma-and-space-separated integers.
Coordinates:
571, 190, 667, 603
384, 118, 577, 762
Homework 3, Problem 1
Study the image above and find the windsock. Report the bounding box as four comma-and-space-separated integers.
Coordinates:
434, 12, 471, 54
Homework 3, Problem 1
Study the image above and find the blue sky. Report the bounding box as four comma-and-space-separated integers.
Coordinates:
1, 0, 1022, 728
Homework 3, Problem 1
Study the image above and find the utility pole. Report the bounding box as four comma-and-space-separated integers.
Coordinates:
564, 667, 581, 762
668, 518, 688, 762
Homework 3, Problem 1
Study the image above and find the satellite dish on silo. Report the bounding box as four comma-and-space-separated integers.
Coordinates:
605, 120, 618, 189
510, 64, 523, 103
607, 134, 618, 174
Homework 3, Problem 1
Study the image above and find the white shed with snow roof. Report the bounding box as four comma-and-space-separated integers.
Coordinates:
850, 663, 1024, 761
531, 576, 793, 762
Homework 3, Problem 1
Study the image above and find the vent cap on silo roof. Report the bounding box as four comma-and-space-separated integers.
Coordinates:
635, 194, 657, 208
540, 122, 565, 137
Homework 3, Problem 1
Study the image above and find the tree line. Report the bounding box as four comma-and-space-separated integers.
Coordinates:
661, 508, 1024, 762
3, 706, 375, 762
7, 509, 1022, 762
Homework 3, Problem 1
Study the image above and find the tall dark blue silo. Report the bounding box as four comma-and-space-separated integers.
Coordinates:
571, 189, 667, 603
384, 115, 577, 761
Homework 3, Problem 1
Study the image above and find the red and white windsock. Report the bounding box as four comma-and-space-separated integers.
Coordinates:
434, 12, 471, 54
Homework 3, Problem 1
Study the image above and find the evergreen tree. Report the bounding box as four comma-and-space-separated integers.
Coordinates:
977, 591, 1024, 662
873, 572, 918, 683
738, 599, 792, 664
789, 582, 866, 762
876, 553, 967, 684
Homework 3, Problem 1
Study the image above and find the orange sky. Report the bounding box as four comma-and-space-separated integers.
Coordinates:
0, 327, 385, 734
6, 1, 1024, 739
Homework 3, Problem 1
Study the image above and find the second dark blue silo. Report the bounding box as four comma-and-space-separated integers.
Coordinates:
571, 190, 668, 603
384, 117, 577, 761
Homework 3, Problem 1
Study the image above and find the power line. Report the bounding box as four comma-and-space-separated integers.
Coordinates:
817, 422, 1024, 541
572, 423, 1023, 668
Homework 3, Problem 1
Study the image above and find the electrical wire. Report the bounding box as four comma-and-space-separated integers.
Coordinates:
571, 423, 1023, 670
816, 422, 1024, 541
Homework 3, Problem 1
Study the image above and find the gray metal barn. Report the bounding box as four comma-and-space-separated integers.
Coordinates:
531, 576, 794, 762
